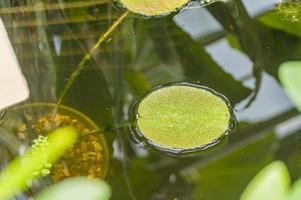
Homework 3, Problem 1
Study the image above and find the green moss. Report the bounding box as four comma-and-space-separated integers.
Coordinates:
132, 83, 235, 153
118, 0, 189, 16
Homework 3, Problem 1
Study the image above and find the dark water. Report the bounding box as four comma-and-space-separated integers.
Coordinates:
1, 0, 301, 199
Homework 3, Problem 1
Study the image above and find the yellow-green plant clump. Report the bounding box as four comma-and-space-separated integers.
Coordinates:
277, 2, 301, 22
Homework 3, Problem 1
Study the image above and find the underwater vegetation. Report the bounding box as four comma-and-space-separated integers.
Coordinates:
0, 127, 78, 199
1, 104, 109, 181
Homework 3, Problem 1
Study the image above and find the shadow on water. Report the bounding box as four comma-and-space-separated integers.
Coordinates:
1, 0, 301, 199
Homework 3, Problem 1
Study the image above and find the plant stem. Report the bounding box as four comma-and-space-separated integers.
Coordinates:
55, 11, 130, 110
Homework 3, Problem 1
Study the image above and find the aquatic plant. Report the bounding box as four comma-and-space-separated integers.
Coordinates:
56, 11, 129, 109
28, 135, 52, 177
277, 1, 301, 22
116, 0, 190, 16
130, 82, 235, 154
0, 127, 78, 200
2, 103, 109, 181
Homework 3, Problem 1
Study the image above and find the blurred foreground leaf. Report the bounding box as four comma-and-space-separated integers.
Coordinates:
279, 61, 301, 112
0, 127, 78, 200
289, 179, 301, 200
34, 177, 111, 200
240, 161, 290, 200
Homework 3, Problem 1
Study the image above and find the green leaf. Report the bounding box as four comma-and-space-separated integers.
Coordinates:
289, 179, 301, 200
34, 177, 111, 200
240, 161, 290, 200
279, 61, 301, 112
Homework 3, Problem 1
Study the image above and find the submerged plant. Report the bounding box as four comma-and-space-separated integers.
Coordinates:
2, 103, 109, 182
55, 11, 129, 109
130, 82, 236, 154
56, 0, 205, 108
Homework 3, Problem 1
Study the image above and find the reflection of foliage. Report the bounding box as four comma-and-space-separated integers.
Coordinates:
109, 158, 161, 200
145, 17, 252, 105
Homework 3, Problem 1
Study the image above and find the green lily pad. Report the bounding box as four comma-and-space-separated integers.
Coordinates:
117, 0, 190, 16
279, 61, 301, 112
131, 83, 235, 154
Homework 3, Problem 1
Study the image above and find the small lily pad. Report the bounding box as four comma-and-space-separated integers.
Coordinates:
130, 82, 235, 154
117, 0, 190, 16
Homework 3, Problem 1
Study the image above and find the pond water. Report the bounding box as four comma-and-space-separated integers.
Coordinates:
0, 0, 301, 199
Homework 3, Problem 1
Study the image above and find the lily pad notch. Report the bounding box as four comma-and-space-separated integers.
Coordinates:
130, 82, 236, 154
115, 0, 191, 17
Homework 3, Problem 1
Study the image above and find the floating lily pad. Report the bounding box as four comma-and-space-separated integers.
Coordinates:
117, 0, 190, 16
1, 103, 109, 182
130, 83, 236, 154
